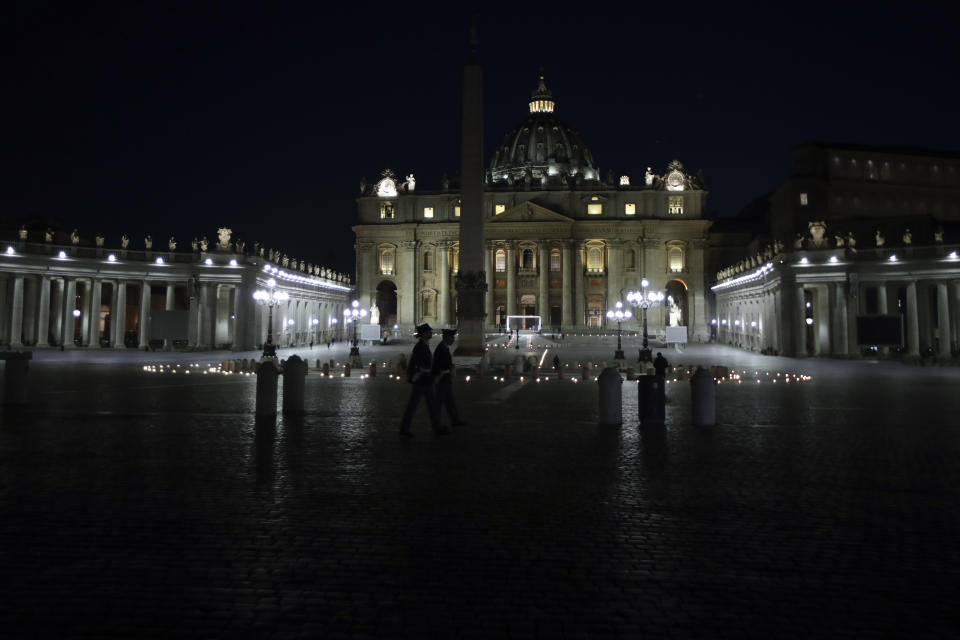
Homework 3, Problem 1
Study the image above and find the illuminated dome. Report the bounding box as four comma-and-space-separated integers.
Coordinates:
488, 75, 598, 185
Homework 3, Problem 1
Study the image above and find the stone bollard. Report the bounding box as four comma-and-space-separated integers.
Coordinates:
369, 362, 376, 377
255, 359, 280, 417
504, 364, 512, 380
626, 367, 635, 381
477, 359, 485, 376
344, 364, 351, 377
394, 362, 403, 377
2, 352, 31, 406
637, 375, 666, 425
581, 365, 590, 380
234, 359, 242, 372
322, 362, 330, 376
557, 365, 563, 379
690, 367, 717, 426
598, 367, 623, 426
316, 359, 321, 369
531, 365, 539, 378
282, 355, 306, 415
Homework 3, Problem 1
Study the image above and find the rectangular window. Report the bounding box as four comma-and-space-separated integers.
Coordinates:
454, 205, 460, 217
624, 203, 636, 215
380, 203, 394, 219
495, 204, 506, 215
587, 203, 603, 215
668, 196, 684, 215
550, 251, 561, 271
800, 192, 808, 206
423, 207, 434, 218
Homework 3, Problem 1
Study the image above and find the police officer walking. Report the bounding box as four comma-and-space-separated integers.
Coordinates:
433, 328, 467, 428
399, 323, 448, 437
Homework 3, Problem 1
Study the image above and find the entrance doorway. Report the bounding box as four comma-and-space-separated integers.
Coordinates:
375, 281, 398, 327
664, 280, 688, 327
520, 294, 536, 329
588, 294, 603, 328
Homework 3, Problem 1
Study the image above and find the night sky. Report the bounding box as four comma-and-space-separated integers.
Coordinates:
7, 1, 958, 275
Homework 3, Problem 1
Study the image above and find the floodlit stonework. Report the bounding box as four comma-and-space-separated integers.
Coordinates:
354, 76, 712, 341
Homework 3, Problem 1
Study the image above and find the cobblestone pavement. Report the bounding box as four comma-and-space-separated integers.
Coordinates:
1, 339, 959, 638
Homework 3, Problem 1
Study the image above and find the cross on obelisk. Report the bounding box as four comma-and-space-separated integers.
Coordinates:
454, 22, 487, 356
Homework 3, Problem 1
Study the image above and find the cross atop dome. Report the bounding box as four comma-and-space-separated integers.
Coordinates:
529, 70, 555, 114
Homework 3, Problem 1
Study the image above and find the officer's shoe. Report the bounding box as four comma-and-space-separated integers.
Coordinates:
399, 429, 414, 438
452, 420, 468, 427
434, 426, 452, 435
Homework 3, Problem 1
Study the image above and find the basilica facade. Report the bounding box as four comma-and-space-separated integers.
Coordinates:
353, 77, 712, 341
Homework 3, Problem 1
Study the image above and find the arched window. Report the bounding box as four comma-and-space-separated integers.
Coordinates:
495, 249, 506, 272
625, 248, 636, 270
522, 248, 534, 270
667, 244, 685, 273
587, 246, 603, 272
550, 249, 561, 271
379, 248, 395, 275
423, 249, 433, 272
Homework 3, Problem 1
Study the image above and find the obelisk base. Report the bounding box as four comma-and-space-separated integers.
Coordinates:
455, 271, 487, 356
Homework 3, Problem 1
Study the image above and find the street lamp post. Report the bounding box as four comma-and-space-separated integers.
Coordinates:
605, 301, 632, 362
626, 278, 664, 362
252, 278, 289, 358
343, 299, 368, 363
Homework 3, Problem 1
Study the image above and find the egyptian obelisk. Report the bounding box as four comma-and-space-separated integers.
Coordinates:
454, 25, 487, 356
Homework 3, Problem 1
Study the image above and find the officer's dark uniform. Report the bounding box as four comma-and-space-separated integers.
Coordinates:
399, 324, 443, 435
653, 352, 669, 378
433, 329, 465, 426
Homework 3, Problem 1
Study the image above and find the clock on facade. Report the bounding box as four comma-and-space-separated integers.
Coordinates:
666, 170, 685, 191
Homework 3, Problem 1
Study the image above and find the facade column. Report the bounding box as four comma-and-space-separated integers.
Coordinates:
561, 241, 572, 328
78, 281, 91, 345
952, 280, 960, 354
484, 242, 493, 328
37, 276, 51, 347
87, 279, 102, 347
52, 278, 64, 346
139, 280, 151, 349
114, 280, 127, 348
505, 243, 516, 318
936, 281, 950, 357
538, 245, 549, 327
438, 241, 450, 326
906, 280, 920, 356
62, 277, 77, 347
399, 241, 417, 329
164, 283, 176, 349
9, 275, 25, 347
574, 243, 585, 329
606, 241, 620, 325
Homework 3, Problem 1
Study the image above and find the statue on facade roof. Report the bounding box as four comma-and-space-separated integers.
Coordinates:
144, 235, 153, 250
95, 233, 104, 248
902, 228, 912, 245
835, 234, 845, 248
168, 237, 177, 252
259, 246, 264, 257
360, 177, 367, 195
282, 255, 289, 268
793, 233, 804, 249
644, 167, 655, 186
18, 225, 27, 240
45, 228, 53, 242
441, 173, 450, 191
935, 227, 944, 243
71, 229, 80, 245
235, 238, 245, 254
847, 232, 856, 252
191, 237, 199, 252
808, 221, 827, 248
875, 230, 885, 247
199, 236, 208, 252
121, 234, 130, 249
404, 173, 416, 191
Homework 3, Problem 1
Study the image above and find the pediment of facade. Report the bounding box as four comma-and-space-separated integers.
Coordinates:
487, 202, 575, 225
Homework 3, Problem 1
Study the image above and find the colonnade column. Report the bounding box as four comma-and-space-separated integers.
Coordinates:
22, 278, 37, 345
561, 242, 572, 328
905, 281, 919, 356
52, 278, 64, 345
876, 283, 889, 356
574, 243, 584, 329
37, 276, 51, 347
438, 241, 450, 326
62, 278, 77, 347
9, 275, 25, 347
139, 281, 151, 349
795, 285, 806, 357
505, 243, 516, 318
199, 283, 212, 348
833, 282, 848, 356
77, 281, 90, 345
846, 280, 859, 357
87, 279, 102, 347
936, 281, 950, 357
114, 281, 127, 348
538, 245, 549, 327
164, 283, 176, 349
953, 281, 960, 353
484, 242, 493, 327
